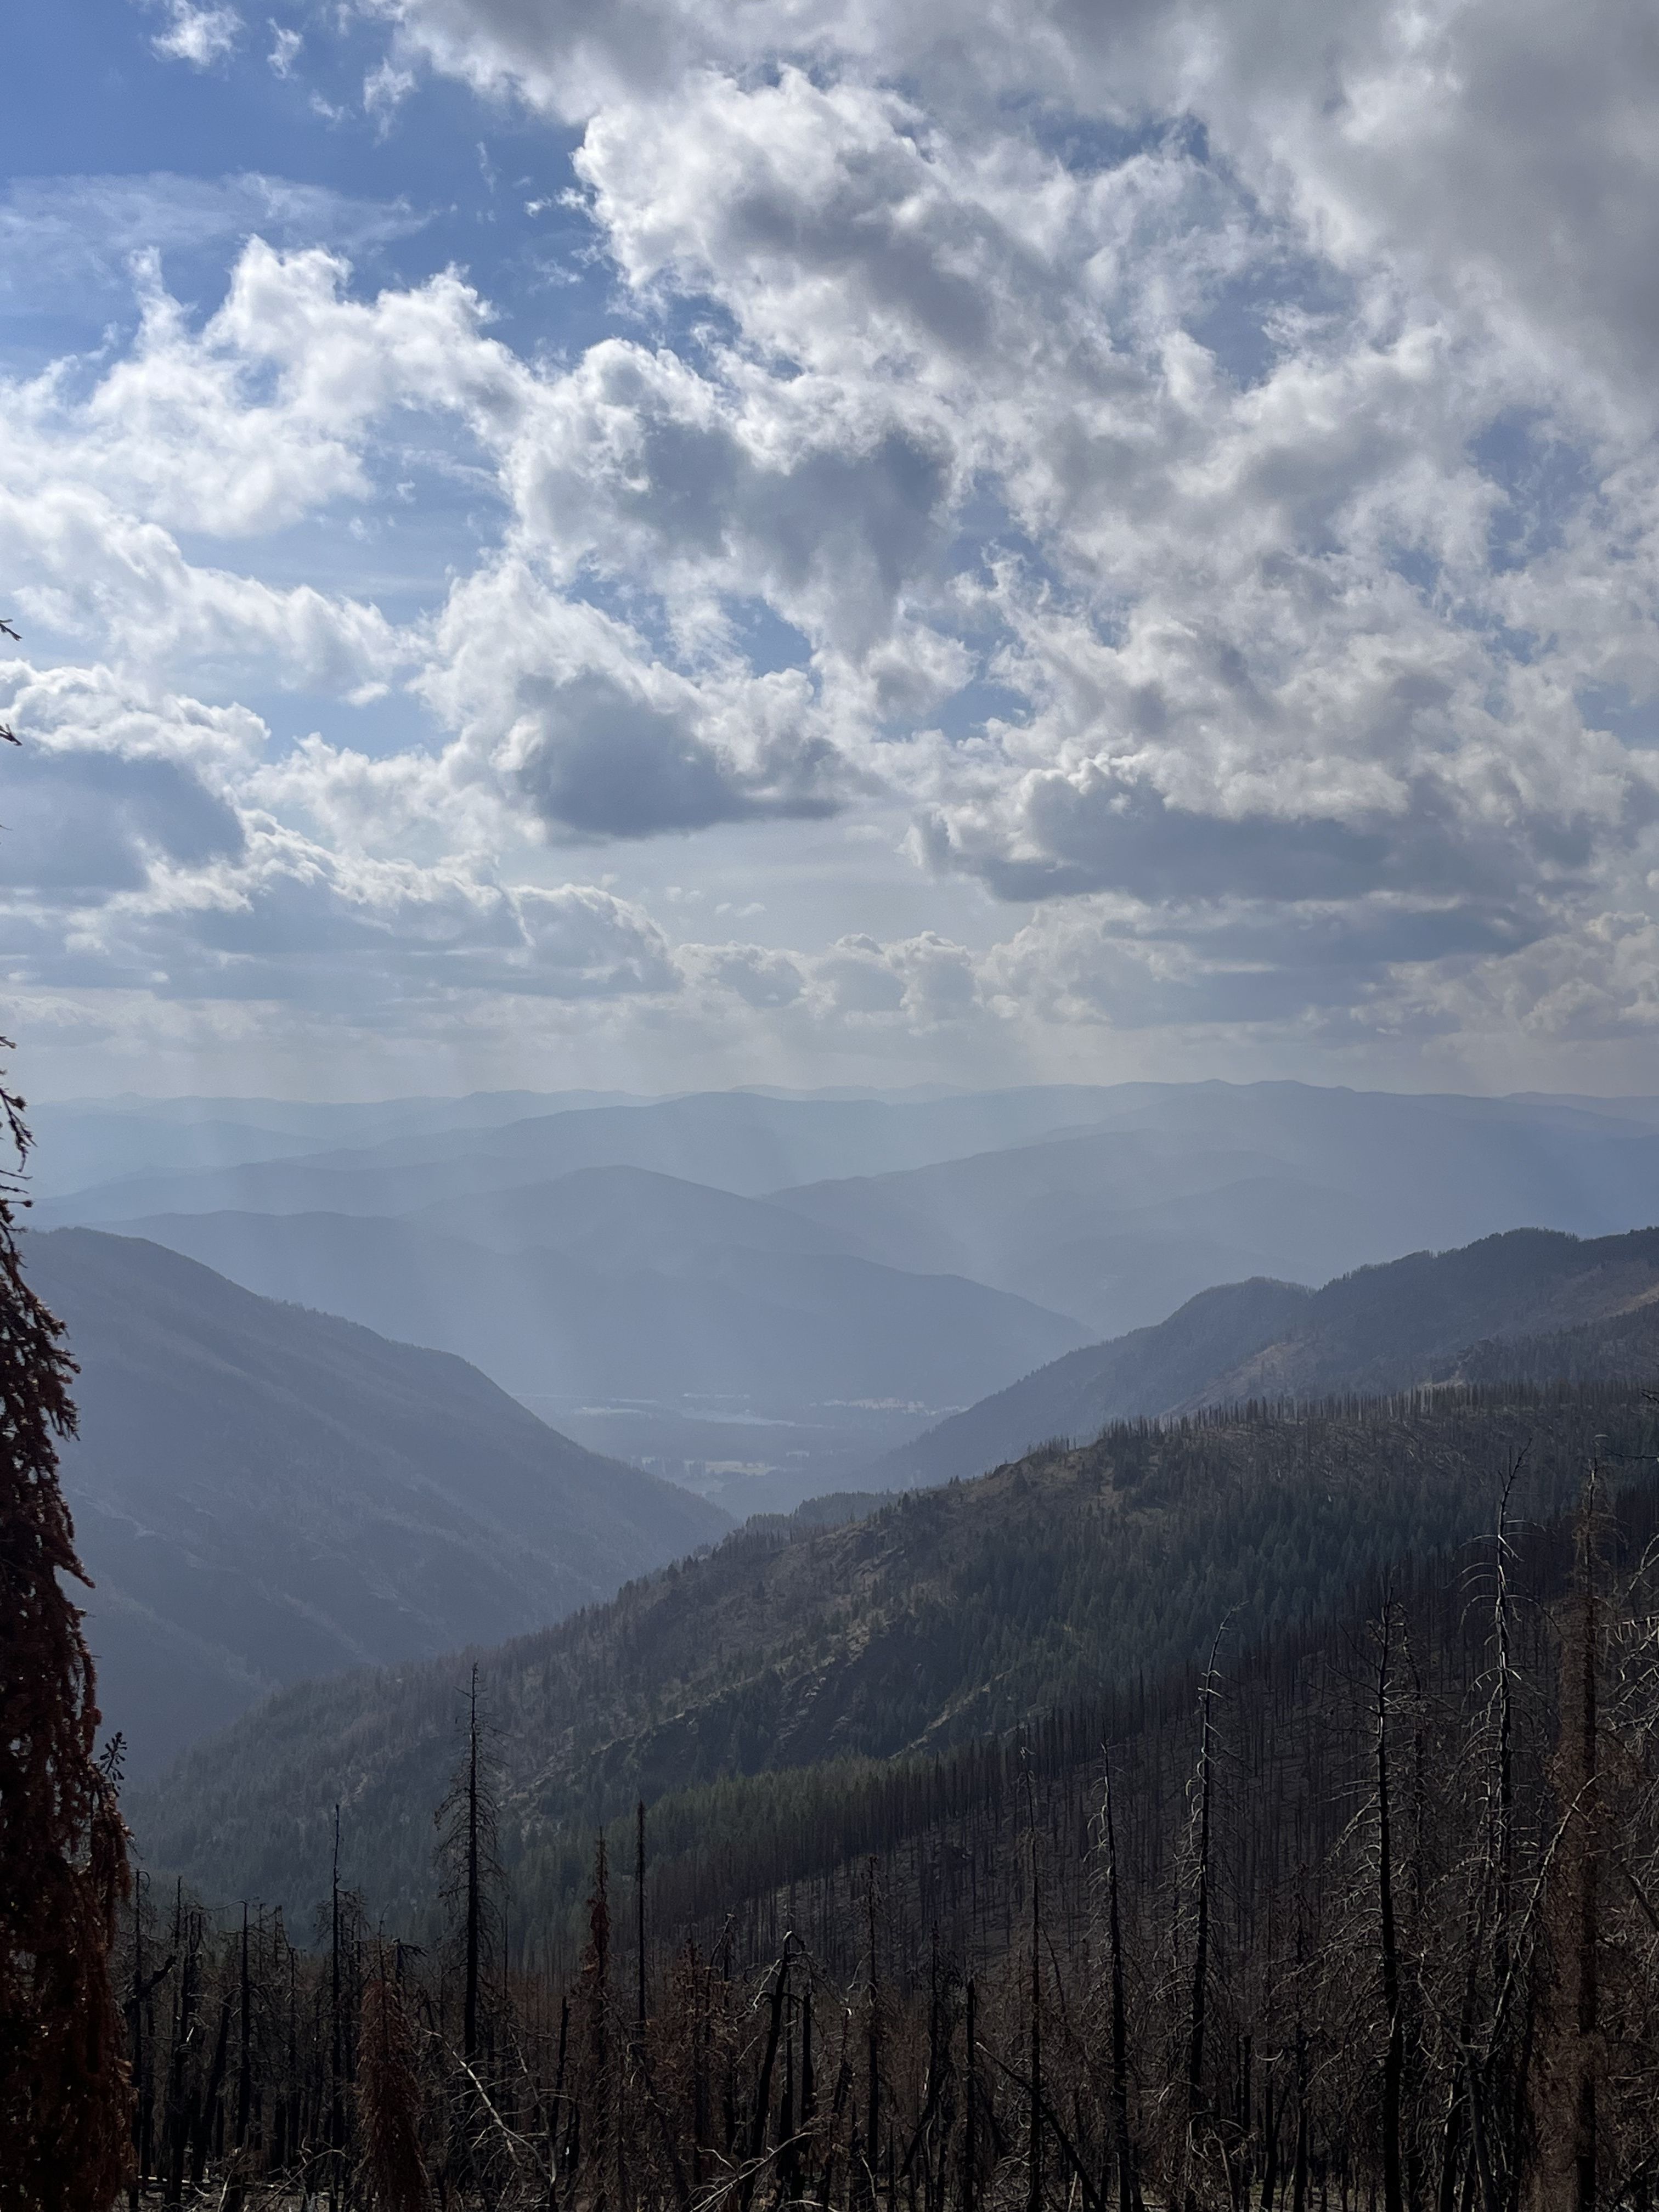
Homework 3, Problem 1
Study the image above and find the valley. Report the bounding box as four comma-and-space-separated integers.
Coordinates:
29, 1227, 727, 1778
26, 1079, 1659, 2209
39, 1080, 1659, 1514
129, 1375, 1656, 1927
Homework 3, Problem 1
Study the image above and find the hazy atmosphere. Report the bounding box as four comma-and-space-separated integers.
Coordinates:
10, 4, 1659, 2209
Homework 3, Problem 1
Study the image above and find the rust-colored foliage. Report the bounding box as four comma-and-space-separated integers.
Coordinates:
359, 1971, 432, 2212
0, 1070, 133, 2211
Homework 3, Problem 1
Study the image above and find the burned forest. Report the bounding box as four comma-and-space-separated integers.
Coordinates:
107, 1386, 1659, 2209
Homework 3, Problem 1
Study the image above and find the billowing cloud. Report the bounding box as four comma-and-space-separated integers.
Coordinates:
4, 0, 1658, 1085
5, 240, 523, 539
421, 558, 848, 838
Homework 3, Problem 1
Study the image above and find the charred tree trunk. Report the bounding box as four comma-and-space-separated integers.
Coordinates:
963, 1976, 977, 2212
1186, 1622, 1226, 2209
585, 1832, 613, 2212
635, 1800, 647, 2055
866, 1860, 882, 2210
1376, 1602, 1405, 2212
740, 1938, 789, 2211
1028, 1763, 1043, 2212
464, 1669, 482, 2066
236, 1902, 252, 2153
329, 1805, 344, 2212
1570, 1487, 1600, 2212
162, 1891, 194, 2212
1102, 1742, 1135, 2212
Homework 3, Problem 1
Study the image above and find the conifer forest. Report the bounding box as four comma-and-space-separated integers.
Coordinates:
108, 1429, 1659, 2210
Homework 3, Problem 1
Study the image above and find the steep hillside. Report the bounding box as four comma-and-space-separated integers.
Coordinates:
874, 1225, 1659, 1489
1446, 1294, 1659, 1386
876, 1277, 1313, 1488
30, 1229, 727, 1777
104, 1203, 1088, 1406
1201, 1224, 1659, 1399
128, 1379, 1651, 1922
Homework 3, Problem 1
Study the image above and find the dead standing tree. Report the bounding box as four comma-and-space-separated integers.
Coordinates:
359, 1961, 432, 2212
1181, 1618, 1229, 2212
436, 1666, 499, 2068
1097, 1740, 1137, 2212
435, 1665, 505, 2191
1373, 1600, 1406, 2212
1531, 1468, 1606, 2212
0, 708, 133, 2212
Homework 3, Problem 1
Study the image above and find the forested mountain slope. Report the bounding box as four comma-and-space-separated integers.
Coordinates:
130, 1378, 1656, 1925
30, 1229, 727, 1778
116, 1427, 1659, 2212
872, 1276, 1316, 1488
1449, 1294, 1659, 1384
875, 1224, 1659, 1489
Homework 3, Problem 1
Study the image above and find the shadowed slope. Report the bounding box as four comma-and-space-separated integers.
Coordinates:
30, 1228, 728, 1776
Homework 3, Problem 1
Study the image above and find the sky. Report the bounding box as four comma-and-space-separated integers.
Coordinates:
4, 0, 1659, 1098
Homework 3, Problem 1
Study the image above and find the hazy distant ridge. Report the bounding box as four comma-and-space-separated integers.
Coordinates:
874, 1224, 1659, 1489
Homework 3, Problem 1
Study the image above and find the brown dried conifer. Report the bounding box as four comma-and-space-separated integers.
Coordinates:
0, 1061, 133, 2210
360, 1969, 432, 2212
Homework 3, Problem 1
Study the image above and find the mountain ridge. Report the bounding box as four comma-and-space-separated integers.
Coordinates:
871, 1224, 1659, 1491
93, 1202, 1090, 1406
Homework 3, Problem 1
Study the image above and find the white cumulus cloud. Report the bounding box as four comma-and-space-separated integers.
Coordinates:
7, 0, 1659, 1085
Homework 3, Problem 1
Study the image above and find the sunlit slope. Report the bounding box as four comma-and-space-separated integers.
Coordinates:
29, 1228, 729, 1779
873, 1224, 1659, 1490
128, 1379, 1654, 1923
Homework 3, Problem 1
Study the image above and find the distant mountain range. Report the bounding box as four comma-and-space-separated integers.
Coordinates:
872, 1224, 1659, 1489
769, 1086, 1659, 1333
37, 1081, 1659, 1507
29, 1228, 728, 1779
96, 1186, 1091, 1407
35, 1085, 1158, 1217
25, 1089, 641, 1199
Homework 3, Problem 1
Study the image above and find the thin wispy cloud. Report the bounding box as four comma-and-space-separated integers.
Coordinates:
149, 0, 242, 69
